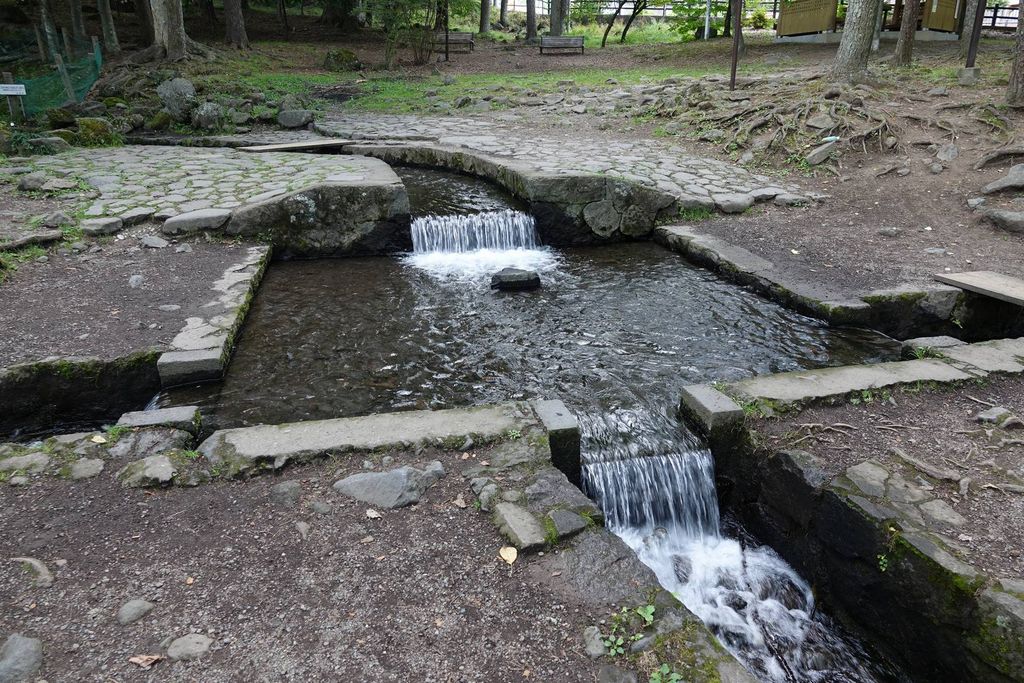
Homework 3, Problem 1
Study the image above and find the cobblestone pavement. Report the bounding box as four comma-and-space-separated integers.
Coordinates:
29, 146, 392, 221
315, 113, 803, 208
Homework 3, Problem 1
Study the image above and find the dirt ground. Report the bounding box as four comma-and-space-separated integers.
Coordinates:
753, 374, 1024, 580
0, 209, 252, 367
0, 445, 608, 682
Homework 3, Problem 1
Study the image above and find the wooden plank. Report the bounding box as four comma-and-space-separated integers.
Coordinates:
239, 139, 354, 153
934, 270, 1024, 307
777, 0, 838, 36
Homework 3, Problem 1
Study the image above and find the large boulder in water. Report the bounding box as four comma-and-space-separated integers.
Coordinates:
491, 268, 541, 291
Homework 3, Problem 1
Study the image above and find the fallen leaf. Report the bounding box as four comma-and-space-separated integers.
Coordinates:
128, 654, 164, 670
185, 576, 195, 585
359, 536, 374, 544
790, 249, 800, 255
499, 546, 518, 565
453, 495, 467, 509
550, 571, 562, 577
479, 460, 490, 466
435, 618, 444, 626
375, 555, 386, 561
90, 435, 108, 444
366, 509, 382, 519
461, 453, 470, 460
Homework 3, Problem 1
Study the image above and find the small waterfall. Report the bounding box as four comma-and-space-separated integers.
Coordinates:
411, 210, 539, 253
581, 408, 884, 682
405, 209, 557, 280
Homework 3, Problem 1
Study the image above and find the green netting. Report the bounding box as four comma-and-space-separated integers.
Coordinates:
17, 47, 102, 117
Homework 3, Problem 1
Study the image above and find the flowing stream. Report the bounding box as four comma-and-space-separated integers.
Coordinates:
161, 167, 904, 681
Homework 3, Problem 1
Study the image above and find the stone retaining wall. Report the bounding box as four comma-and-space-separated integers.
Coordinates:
678, 342, 1024, 682
0, 350, 161, 437
655, 224, 1024, 340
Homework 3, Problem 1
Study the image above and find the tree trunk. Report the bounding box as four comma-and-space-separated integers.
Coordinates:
480, 0, 491, 33
150, 0, 188, 60
321, 0, 359, 29
499, 0, 508, 25
958, 0, 979, 58
619, 3, 645, 42
39, 2, 61, 60
1009, 13, 1024, 106
550, 0, 562, 35
723, 0, 731, 37
98, 0, 121, 52
892, 0, 920, 65
526, 0, 537, 41
70, 0, 87, 46
200, 0, 216, 23
602, 0, 626, 46
277, 0, 290, 31
224, 0, 250, 48
135, 0, 155, 46
831, 0, 881, 82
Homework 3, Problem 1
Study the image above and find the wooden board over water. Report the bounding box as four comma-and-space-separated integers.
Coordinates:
935, 271, 1024, 307
239, 139, 353, 152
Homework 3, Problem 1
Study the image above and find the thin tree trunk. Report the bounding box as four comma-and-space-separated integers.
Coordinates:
150, 0, 188, 59
620, 3, 644, 42
499, 0, 508, 25
200, 0, 216, 24
724, 0, 731, 37
277, 0, 290, 31
480, 0, 491, 33
135, 0, 155, 46
526, 0, 537, 41
39, 2, 61, 60
958, 0, 979, 58
602, 0, 626, 46
224, 0, 250, 47
831, 0, 881, 82
98, 0, 121, 52
70, 0, 87, 46
1009, 13, 1024, 106
550, 0, 562, 35
892, 0, 920, 65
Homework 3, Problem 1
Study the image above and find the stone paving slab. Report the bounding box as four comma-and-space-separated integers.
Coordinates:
941, 337, 1024, 374
199, 403, 535, 472
935, 271, 1024, 307
27, 146, 397, 223
730, 359, 973, 404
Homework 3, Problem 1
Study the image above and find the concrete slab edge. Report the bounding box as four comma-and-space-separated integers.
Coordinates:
157, 245, 271, 388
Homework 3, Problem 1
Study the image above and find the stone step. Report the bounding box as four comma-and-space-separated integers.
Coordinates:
934, 270, 1024, 307
239, 138, 354, 153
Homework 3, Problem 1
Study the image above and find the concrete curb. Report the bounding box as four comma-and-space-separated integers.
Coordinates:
157, 245, 271, 388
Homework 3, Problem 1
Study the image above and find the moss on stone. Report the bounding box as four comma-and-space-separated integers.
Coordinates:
75, 117, 121, 147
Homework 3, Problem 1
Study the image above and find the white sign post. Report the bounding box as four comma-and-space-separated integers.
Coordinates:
1, 74, 26, 122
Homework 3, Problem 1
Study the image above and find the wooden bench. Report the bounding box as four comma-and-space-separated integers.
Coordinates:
433, 31, 475, 53
539, 35, 585, 54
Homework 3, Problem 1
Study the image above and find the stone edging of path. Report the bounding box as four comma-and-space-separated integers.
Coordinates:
677, 341, 1024, 682
654, 224, 972, 340
157, 245, 270, 387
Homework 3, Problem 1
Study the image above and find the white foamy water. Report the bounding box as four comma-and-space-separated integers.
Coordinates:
405, 210, 559, 280
581, 409, 883, 682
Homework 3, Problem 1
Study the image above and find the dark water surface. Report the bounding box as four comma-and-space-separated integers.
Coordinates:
162, 242, 898, 428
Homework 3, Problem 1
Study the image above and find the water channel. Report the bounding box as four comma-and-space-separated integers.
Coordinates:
161, 166, 906, 681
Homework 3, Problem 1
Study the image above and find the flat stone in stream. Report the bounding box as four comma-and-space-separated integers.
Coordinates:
491, 268, 541, 291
